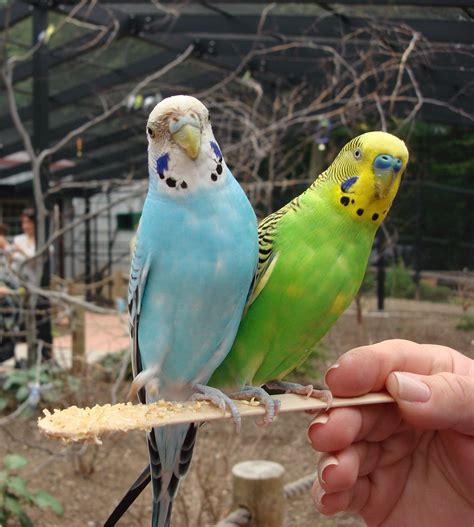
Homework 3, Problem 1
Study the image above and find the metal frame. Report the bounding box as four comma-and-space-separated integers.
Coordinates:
1, 0, 473, 186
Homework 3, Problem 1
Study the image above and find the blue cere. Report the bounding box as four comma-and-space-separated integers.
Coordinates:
374, 154, 394, 171
393, 157, 403, 173
341, 176, 359, 193
156, 153, 170, 175
210, 141, 222, 160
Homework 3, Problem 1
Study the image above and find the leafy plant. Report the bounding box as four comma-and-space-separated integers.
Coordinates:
419, 281, 451, 302
456, 315, 474, 332
359, 267, 376, 295
96, 349, 133, 382
0, 454, 63, 526
0, 365, 79, 414
386, 262, 416, 299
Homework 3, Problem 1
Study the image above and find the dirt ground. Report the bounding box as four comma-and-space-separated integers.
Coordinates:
1, 297, 473, 527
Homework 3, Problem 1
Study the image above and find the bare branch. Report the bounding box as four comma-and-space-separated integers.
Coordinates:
38, 44, 195, 163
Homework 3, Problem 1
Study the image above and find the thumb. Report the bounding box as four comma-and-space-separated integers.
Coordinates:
386, 371, 474, 435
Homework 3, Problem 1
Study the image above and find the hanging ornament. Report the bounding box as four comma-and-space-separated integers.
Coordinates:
76, 137, 83, 158
314, 118, 332, 151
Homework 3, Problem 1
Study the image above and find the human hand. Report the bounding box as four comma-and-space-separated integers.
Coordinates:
308, 339, 474, 526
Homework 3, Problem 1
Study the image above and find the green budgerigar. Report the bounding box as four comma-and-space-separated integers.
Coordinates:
209, 131, 408, 392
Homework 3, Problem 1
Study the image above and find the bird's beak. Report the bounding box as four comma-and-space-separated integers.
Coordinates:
373, 154, 403, 198
169, 114, 201, 160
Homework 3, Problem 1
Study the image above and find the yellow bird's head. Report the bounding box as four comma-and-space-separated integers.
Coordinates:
323, 131, 409, 225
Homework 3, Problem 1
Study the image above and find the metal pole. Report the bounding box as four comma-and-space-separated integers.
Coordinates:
84, 194, 92, 301
414, 172, 423, 299
376, 232, 385, 311
107, 189, 113, 302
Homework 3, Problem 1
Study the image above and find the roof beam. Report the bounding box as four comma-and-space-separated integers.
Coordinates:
11, 23, 129, 85
0, 50, 184, 130
0, 127, 144, 179
48, 0, 474, 6
138, 14, 474, 45
51, 142, 145, 179
0, 1, 30, 31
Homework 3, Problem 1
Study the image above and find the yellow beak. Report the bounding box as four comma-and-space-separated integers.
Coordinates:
171, 123, 201, 160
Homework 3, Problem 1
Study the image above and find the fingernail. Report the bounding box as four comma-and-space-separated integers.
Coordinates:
393, 372, 431, 402
318, 455, 339, 484
324, 362, 340, 384
307, 412, 329, 444
311, 412, 329, 426
314, 484, 326, 507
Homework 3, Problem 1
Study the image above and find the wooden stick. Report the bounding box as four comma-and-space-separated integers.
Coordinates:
37, 392, 394, 443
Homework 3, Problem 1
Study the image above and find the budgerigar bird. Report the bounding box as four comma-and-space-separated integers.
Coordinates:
124, 95, 258, 527
104, 131, 408, 525
209, 131, 408, 392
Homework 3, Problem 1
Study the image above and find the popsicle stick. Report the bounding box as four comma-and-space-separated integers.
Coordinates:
37, 392, 394, 443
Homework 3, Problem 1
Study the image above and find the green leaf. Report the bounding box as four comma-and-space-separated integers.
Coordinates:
3, 371, 27, 389
3, 455, 28, 470
0, 469, 8, 485
4, 494, 23, 517
15, 385, 29, 402
19, 511, 34, 527
7, 476, 31, 499
0, 396, 8, 411
32, 490, 63, 516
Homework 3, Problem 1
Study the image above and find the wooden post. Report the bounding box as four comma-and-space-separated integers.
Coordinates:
71, 304, 85, 375
231, 460, 285, 527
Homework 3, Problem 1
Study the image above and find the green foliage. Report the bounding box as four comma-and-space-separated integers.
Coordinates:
0, 365, 80, 415
97, 349, 133, 382
390, 123, 474, 270
456, 315, 474, 332
289, 343, 328, 383
359, 268, 376, 295
384, 263, 451, 302
418, 281, 451, 302
386, 262, 416, 299
3, 455, 28, 471
0, 454, 63, 526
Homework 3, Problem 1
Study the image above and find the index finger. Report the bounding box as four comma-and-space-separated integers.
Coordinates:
325, 339, 471, 397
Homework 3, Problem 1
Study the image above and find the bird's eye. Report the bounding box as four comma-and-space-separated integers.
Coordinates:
147, 126, 155, 138
353, 148, 362, 160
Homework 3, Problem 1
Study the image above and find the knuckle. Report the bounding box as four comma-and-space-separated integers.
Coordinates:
438, 373, 471, 406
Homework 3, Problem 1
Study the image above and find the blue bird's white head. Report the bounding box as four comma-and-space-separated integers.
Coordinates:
146, 95, 227, 196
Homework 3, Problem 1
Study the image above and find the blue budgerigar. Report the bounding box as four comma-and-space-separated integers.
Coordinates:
127, 95, 258, 527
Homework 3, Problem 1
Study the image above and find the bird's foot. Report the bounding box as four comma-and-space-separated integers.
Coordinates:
191, 384, 242, 432
229, 386, 280, 426
265, 380, 333, 410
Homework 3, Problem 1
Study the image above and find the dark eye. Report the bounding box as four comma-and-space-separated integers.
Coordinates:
354, 148, 362, 160
147, 126, 155, 138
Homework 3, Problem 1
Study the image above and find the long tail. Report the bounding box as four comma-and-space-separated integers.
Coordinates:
104, 465, 151, 527
149, 423, 198, 527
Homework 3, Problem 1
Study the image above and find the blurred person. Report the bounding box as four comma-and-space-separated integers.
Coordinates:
0, 223, 11, 280
11, 207, 36, 285
10, 208, 52, 360
308, 339, 474, 526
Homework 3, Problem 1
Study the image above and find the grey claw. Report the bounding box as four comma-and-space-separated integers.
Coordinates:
191, 384, 242, 432
229, 385, 278, 426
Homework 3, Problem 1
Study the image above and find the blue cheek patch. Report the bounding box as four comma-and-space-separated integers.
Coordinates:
210, 141, 222, 160
341, 176, 358, 193
156, 153, 170, 175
